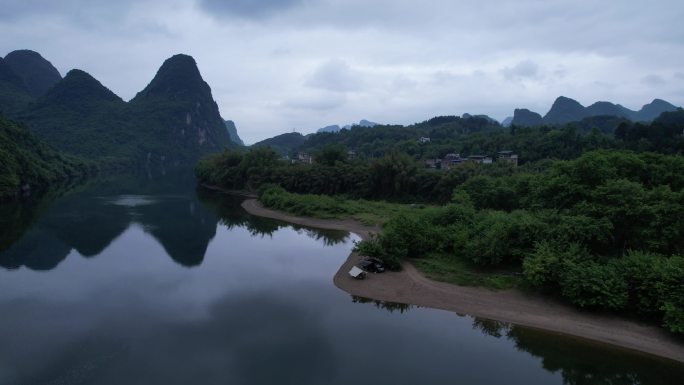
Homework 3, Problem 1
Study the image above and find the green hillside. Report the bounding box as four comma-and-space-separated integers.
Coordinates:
4, 49, 62, 98
0, 115, 95, 199
0, 57, 33, 116
1, 52, 237, 167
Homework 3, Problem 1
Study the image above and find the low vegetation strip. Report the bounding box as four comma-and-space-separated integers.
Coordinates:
257, 184, 425, 226
413, 254, 520, 290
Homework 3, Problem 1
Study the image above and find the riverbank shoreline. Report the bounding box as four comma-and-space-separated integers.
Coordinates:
240, 198, 684, 363
200, 184, 257, 199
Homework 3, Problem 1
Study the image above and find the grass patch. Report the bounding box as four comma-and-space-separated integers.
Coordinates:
413, 254, 521, 290
258, 185, 429, 226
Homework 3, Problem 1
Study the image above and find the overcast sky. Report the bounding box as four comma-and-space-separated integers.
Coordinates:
1, 0, 683, 144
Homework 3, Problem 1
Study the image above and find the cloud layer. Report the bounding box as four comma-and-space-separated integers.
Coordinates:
1, 0, 683, 143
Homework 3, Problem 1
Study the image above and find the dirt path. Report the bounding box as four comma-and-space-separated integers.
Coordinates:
241, 198, 684, 363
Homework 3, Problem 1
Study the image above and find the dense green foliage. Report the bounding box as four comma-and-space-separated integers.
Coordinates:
357, 150, 684, 333
0, 116, 96, 199
196, 107, 684, 334
197, 109, 684, 204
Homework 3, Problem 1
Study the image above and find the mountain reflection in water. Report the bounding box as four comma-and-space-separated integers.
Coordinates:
0, 172, 349, 271
1, 173, 683, 385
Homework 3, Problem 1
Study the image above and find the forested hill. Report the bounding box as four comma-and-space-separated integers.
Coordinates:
520, 96, 679, 126
0, 115, 95, 200
0, 50, 239, 167
252, 132, 306, 156
252, 109, 683, 163
3, 49, 62, 97
254, 114, 501, 158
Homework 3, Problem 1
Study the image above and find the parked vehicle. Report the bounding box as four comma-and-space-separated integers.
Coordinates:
357, 257, 385, 273
349, 266, 367, 279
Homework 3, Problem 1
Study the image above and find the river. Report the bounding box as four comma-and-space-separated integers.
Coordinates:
0, 173, 682, 385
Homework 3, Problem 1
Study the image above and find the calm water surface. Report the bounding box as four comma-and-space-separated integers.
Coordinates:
1, 174, 683, 385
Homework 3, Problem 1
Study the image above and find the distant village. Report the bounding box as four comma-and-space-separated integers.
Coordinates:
424, 150, 518, 169
287, 136, 518, 168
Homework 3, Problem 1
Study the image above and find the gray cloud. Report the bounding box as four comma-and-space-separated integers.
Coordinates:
282, 91, 347, 111
641, 74, 666, 86
1, 0, 683, 144
305, 59, 362, 92
500, 60, 540, 81
198, 0, 305, 19
0, 0, 133, 22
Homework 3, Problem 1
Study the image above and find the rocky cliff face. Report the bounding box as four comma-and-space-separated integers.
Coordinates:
225, 120, 245, 145
131, 54, 232, 162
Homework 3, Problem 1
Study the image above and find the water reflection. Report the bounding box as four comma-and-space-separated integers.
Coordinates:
467, 317, 684, 385
0, 173, 351, 271
0, 186, 69, 254
1, 173, 683, 384
351, 296, 414, 314
195, 188, 351, 246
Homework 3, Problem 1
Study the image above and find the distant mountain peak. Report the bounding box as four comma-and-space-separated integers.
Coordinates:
252, 132, 305, 156
636, 99, 678, 121
538, 96, 679, 124
461, 113, 499, 125
4, 49, 62, 97
132, 54, 207, 101
317, 119, 378, 133
225, 120, 245, 146
318, 124, 340, 133
358, 119, 378, 127
38, 69, 123, 106
543, 96, 586, 124
130, 54, 232, 156
511, 108, 544, 127
585, 101, 632, 119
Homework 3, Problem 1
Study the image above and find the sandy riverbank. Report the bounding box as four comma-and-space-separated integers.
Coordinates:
241, 198, 684, 363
